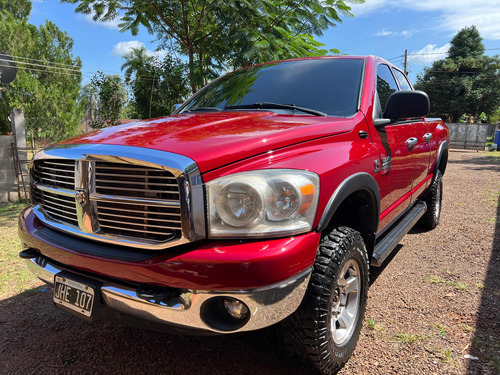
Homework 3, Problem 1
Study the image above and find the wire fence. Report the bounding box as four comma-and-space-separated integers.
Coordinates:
24, 117, 76, 147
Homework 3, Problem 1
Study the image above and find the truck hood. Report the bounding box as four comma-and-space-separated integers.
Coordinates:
59, 112, 354, 172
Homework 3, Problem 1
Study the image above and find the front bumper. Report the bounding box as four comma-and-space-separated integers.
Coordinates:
19, 206, 320, 290
26, 255, 312, 333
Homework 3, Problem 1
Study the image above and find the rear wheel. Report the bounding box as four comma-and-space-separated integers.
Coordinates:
419, 170, 443, 230
282, 226, 369, 374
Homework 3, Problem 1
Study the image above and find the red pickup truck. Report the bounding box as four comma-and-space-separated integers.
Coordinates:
18, 55, 448, 374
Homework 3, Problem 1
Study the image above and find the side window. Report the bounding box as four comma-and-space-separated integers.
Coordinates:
393, 69, 412, 91
376, 64, 399, 116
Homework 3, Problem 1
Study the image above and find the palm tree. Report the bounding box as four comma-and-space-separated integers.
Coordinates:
121, 46, 156, 84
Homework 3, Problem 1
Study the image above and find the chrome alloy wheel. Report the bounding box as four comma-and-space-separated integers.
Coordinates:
329, 258, 360, 346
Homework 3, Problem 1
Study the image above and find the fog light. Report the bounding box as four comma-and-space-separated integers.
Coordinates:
224, 297, 249, 319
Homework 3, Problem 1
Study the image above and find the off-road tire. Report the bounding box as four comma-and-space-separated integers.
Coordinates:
282, 226, 369, 375
419, 170, 443, 230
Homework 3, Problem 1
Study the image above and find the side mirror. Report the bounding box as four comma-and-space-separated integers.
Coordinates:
383, 90, 430, 121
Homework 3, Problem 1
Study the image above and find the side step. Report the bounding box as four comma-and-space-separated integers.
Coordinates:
371, 201, 427, 267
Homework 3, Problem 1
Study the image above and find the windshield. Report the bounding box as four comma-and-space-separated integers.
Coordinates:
178, 58, 364, 117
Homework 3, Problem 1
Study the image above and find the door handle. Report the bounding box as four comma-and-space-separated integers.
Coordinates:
423, 133, 433, 143
406, 137, 418, 151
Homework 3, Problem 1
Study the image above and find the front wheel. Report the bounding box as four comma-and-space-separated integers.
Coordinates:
282, 226, 369, 374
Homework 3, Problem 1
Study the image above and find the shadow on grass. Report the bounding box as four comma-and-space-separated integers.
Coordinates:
467, 195, 500, 374
0, 201, 27, 226
448, 150, 500, 172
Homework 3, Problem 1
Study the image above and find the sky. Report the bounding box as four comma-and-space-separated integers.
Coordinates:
28, 0, 500, 85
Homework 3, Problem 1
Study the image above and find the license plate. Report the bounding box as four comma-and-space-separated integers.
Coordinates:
53, 275, 95, 317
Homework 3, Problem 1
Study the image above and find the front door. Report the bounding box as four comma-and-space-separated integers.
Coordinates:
373, 64, 416, 230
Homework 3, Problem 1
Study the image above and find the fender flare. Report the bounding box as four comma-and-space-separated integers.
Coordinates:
434, 140, 448, 179
315, 172, 380, 233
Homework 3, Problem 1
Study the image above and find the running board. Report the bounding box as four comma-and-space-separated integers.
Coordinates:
371, 201, 427, 267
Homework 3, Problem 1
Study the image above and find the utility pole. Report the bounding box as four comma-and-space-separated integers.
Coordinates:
404, 49, 408, 75
149, 69, 156, 119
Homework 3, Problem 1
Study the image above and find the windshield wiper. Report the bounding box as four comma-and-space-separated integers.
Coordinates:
224, 102, 327, 117
185, 107, 223, 113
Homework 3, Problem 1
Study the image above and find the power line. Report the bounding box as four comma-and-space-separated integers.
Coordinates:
417, 70, 500, 75
0, 54, 162, 82
6, 54, 82, 69
5, 53, 130, 76
0, 60, 158, 83
388, 47, 500, 62
410, 47, 500, 56
0, 57, 84, 74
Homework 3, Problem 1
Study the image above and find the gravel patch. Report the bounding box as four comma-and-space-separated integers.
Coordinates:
1, 150, 499, 374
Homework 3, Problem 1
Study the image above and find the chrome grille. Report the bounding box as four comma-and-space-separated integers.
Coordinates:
32, 160, 78, 226
94, 162, 181, 242
33, 160, 75, 190
30, 145, 205, 250
95, 162, 179, 200
37, 190, 78, 227
96, 201, 181, 241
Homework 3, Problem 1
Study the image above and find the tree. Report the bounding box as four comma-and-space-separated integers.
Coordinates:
89, 72, 127, 128
415, 26, 500, 122
0, 0, 31, 20
448, 25, 485, 60
62, 0, 363, 93
0, 2, 84, 140
121, 47, 189, 119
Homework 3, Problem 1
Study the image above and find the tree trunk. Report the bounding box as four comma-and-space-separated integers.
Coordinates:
188, 45, 196, 94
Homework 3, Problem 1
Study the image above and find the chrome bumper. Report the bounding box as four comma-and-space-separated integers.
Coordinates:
26, 257, 311, 333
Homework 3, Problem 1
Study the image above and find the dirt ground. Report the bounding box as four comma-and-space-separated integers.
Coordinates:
1, 150, 499, 374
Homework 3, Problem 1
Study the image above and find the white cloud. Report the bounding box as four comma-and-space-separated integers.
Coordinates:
409, 43, 450, 64
375, 29, 414, 38
82, 14, 121, 30
112, 41, 146, 57
112, 41, 168, 61
350, 0, 390, 16
375, 29, 393, 37
351, 0, 500, 40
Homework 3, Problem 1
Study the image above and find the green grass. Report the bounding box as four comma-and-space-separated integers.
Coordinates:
460, 323, 475, 333
483, 188, 500, 206
365, 317, 385, 332
365, 317, 376, 329
425, 275, 445, 284
448, 281, 469, 290
0, 201, 42, 300
431, 324, 448, 339
427, 347, 458, 367
390, 332, 427, 344
425, 274, 469, 290
441, 348, 457, 367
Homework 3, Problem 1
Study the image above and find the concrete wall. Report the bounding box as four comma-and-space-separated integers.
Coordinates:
0, 135, 18, 202
447, 123, 497, 150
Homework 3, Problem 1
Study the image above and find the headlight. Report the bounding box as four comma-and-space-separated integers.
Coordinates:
207, 170, 319, 238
